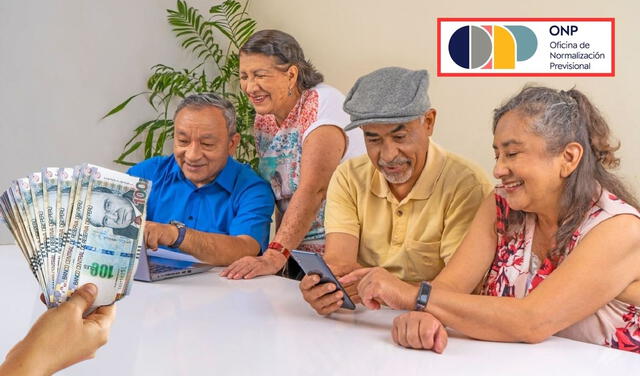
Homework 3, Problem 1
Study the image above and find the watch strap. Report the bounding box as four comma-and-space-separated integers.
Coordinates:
169, 221, 187, 249
414, 281, 432, 311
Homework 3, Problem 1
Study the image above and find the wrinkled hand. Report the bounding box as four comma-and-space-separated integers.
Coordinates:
4, 284, 116, 375
220, 250, 286, 279
299, 274, 346, 315
144, 221, 179, 251
392, 311, 448, 353
341, 267, 418, 310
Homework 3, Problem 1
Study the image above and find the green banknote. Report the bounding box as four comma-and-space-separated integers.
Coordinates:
3, 164, 151, 309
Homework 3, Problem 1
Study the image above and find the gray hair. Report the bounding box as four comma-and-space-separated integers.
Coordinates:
174, 93, 237, 136
493, 86, 638, 263
240, 29, 323, 92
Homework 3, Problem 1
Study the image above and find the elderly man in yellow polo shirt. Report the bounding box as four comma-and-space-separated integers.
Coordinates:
299, 67, 492, 315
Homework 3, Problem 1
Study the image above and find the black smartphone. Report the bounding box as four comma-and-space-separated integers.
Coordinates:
290, 250, 356, 310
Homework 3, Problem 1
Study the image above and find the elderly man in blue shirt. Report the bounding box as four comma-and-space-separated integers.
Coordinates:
128, 93, 275, 265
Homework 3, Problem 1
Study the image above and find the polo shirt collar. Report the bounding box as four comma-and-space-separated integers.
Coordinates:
370, 140, 446, 201
170, 155, 238, 193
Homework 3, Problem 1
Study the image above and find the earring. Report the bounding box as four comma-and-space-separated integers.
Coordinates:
288, 88, 292, 96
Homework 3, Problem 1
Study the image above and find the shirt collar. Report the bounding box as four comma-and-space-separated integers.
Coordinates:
370, 140, 446, 202
170, 155, 238, 193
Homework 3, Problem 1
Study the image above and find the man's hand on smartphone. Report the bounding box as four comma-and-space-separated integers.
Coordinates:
340, 279, 362, 305
326, 263, 364, 306
299, 274, 345, 315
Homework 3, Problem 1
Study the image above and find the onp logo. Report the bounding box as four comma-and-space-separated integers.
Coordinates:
448, 25, 537, 69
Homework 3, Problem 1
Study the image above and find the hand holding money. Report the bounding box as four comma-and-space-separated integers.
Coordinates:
0, 164, 151, 310
0, 283, 116, 375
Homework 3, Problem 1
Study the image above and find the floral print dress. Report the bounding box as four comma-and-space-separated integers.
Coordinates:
483, 189, 640, 353
253, 83, 365, 253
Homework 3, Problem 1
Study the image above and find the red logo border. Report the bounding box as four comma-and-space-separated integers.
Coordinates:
437, 18, 615, 77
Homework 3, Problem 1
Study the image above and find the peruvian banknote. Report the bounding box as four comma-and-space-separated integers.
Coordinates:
1, 164, 151, 309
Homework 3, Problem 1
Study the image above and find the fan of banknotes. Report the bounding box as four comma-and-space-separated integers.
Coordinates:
0, 164, 151, 310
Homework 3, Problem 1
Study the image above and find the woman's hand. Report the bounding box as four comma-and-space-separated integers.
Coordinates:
341, 267, 418, 310
220, 249, 287, 279
1, 284, 116, 375
392, 311, 448, 353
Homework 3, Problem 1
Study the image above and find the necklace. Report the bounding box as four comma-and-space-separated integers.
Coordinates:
532, 220, 556, 261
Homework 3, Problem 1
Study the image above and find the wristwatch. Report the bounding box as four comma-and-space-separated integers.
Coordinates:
268, 241, 291, 259
414, 281, 432, 311
169, 220, 187, 249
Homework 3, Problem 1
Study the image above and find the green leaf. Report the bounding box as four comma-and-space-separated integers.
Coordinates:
144, 127, 156, 159
124, 119, 156, 147
154, 127, 171, 155
168, 0, 222, 68
117, 141, 143, 161
208, 21, 233, 44
102, 92, 146, 119
113, 159, 136, 167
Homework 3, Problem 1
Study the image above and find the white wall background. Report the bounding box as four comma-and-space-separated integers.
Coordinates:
0, 0, 214, 243
250, 0, 640, 189
1, 0, 639, 244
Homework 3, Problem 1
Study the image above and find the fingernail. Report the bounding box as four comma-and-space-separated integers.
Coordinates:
84, 283, 97, 296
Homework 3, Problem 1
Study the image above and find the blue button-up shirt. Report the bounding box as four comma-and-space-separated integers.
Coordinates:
128, 155, 274, 252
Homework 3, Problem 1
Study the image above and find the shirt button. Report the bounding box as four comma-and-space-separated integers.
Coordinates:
188, 216, 193, 220
397, 210, 403, 217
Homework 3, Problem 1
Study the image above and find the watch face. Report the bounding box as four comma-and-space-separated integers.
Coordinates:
414, 281, 431, 311
170, 220, 185, 228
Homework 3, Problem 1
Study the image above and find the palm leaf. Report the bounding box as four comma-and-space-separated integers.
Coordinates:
209, 0, 256, 49
168, 0, 222, 67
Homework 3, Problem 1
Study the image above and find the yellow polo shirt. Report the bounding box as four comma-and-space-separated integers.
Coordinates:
325, 141, 492, 282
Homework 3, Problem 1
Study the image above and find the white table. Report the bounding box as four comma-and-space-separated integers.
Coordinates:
1, 244, 638, 375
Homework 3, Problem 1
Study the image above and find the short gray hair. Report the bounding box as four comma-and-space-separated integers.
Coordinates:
174, 93, 237, 136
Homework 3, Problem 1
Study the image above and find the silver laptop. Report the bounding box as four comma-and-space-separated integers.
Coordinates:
134, 245, 214, 282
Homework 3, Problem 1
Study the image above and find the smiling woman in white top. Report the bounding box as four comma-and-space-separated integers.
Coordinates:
221, 29, 365, 280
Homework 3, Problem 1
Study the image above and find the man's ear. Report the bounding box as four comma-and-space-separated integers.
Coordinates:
422, 108, 437, 136
560, 142, 584, 178
228, 132, 241, 156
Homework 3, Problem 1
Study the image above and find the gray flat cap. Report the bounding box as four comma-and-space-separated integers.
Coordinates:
343, 67, 430, 131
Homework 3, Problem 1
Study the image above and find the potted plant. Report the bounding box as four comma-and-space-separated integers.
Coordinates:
104, 0, 258, 170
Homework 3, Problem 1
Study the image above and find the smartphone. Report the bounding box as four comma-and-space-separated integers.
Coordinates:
290, 250, 356, 310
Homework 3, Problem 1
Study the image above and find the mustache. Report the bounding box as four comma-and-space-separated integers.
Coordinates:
378, 157, 411, 168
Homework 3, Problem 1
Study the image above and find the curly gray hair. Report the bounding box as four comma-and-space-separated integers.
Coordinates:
493, 86, 638, 263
